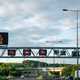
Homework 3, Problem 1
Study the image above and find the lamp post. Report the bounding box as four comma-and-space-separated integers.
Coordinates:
62, 9, 80, 78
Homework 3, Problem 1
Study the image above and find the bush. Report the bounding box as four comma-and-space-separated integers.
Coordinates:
0, 76, 8, 80
75, 78, 80, 80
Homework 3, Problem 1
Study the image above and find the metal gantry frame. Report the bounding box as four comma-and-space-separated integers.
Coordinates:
0, 46, 80, 58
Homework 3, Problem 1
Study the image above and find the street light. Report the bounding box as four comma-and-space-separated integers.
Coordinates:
62, 9, 79, 78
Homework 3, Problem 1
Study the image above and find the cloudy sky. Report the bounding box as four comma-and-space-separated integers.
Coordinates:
0, 0, 80, 64
0, 0, 80, 47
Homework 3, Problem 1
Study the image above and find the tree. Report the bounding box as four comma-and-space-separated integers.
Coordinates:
62, 65, 73, 77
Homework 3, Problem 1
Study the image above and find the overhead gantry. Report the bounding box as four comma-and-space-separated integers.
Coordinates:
0, 46, 79, 58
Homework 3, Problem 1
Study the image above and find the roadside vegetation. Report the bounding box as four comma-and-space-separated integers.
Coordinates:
0, 61, 80, 80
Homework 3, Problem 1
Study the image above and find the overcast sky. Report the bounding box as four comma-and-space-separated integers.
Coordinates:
0, 0, 80, 47
0, 0, 80, 63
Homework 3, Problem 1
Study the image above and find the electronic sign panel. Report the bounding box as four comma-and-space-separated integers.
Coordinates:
8, 50, 16, 57
39, 48, 47, 56
23, 49, 31, 56
0, 32, 8, 45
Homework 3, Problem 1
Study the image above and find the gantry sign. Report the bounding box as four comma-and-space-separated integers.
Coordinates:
0, 32, 79, 58
0, 47, 80, 58
0, 32, 8, 45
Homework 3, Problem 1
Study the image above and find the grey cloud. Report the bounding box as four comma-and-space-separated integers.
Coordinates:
0, 0, 79, 47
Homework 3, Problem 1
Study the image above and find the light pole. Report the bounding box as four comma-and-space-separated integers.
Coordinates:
62, 9, 80, 78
